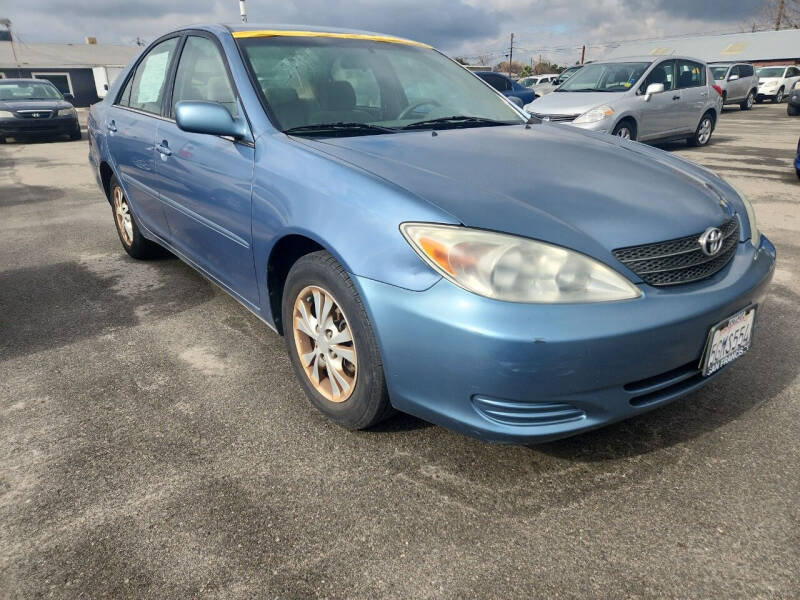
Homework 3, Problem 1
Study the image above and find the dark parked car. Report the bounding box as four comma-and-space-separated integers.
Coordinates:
475, 72, 537, 106
788, 81, 800, 116
0, 78, 81, 143
795, 136, 800, 179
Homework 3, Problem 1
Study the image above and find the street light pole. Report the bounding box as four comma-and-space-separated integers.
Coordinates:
239, 0, 247, 23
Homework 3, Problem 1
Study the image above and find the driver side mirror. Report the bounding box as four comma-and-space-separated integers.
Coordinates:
175, 101, 247, 139
63, 93, 75, 103
728, 74, 740, 81
643, 83, 665, 101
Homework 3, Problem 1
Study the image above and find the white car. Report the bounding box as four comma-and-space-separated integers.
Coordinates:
518, 74, 559, 89
756, 65, 800, 103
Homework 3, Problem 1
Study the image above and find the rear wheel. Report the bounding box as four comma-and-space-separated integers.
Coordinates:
612, 119, 636, 141
687, 113, 714, 147
773, 88, 784, 103
109, 176, 164, 259
740, 91, 754, 110
282, 251, 393, 430
788, 103, 798, 116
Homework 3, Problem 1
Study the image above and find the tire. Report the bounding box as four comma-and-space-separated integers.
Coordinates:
773, 88, 784, 103
687, 112, 714, 147
740, 91, 755, 110
109, 175, 164, 259
282, 251, 393, 430
0, 135, 5, 144
721, 91, 727, 105
788, 103, 798, 116
611, 119, 636, 141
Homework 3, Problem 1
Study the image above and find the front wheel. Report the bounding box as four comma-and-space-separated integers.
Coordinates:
611, 120, 636, 141
740, 91, 754, 110
282, 251, 393, 430
687, 113, 714, 147
774, 88, 784, 103
788, 103, 798, 116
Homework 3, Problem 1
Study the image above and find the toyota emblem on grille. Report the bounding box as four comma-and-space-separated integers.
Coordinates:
32, 113, 40, 118
698, 226, 723, 256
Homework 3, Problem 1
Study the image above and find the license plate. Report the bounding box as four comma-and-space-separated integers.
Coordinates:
700, 306, 756, 376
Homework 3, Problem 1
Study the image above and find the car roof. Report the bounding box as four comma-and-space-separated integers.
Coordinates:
593, 55, 708, 65
0, 78, 53, 84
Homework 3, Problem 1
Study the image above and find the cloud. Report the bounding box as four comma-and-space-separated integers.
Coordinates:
3, 0, 763, 66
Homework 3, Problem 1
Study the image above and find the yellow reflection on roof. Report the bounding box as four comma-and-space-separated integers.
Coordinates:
232, 30, 432, 48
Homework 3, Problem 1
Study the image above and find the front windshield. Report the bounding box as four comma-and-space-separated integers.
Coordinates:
558, 62, 650, 92
0, 81, 62, 101
710, 66, 730, 80
237, 36, 525, 135
556, 66, 581, 84
757, 67, 785, 78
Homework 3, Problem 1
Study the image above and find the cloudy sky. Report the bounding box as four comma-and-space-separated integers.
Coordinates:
3, 0, 765, 65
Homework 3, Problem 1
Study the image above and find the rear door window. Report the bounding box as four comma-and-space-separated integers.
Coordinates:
676, 60, 705, 88
120, 37, 179, 114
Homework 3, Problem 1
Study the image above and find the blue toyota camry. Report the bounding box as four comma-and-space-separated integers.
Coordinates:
88, 24, 775, 443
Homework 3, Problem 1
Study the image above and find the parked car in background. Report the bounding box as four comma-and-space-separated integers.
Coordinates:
88, 25, 774, 444
0, 78, 81, 143
787, 81, 800, 116
756, 65, 800, 103
475, 71, 536, 106
709, 63, 758, 110
525, 56, 722, 146
533, 66, 584, 96
519, 74, 558, 88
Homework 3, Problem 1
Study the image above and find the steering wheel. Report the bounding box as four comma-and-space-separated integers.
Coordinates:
398, 98, 441, 120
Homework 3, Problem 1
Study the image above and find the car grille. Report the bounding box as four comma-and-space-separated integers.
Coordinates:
530, 112, 579, 123
613, 216, 739, 286
16, 110, 53, 119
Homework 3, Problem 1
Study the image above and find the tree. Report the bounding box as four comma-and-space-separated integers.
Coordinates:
755, 0, 800, 29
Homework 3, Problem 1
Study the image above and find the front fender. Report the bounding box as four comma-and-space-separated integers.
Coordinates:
251, 133, 458, 317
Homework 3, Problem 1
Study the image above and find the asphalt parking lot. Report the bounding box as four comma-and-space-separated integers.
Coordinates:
1, 104, 798, 599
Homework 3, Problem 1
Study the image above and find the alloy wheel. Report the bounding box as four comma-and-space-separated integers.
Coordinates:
776, 89, 784, 103
113, 185, 133, 246
746, 93, 754, 109
697, 118, 712, 145
292, 285, 357, 402
615, 126, 631, 140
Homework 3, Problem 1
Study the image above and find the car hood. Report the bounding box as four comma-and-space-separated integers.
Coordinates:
525, 90, 625, 114
758, 77, 781, 84
302, 124, 734, 267
0, 100, 73, 112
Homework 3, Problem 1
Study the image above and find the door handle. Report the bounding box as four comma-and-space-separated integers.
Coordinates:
156, 141, 172, 157
107, 120, 117, 133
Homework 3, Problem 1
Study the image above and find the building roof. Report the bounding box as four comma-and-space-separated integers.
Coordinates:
0, 41, 140, 69
603, 29, 800, 63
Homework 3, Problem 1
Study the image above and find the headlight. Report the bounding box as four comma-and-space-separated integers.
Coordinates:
0, 110, 14, 118
401, 223, 641, 303
574, 105, 614, 124
57, 108, 77, 117
736, 191, 760, 247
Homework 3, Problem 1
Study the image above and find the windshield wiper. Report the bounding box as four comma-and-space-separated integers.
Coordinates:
283, 122, 397, 136
400, 115, 514, 130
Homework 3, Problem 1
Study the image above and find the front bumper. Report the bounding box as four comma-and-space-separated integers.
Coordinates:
0, 116, 79, 138
757, 87, 780, 99
567, 119, 610, 134
354, 236, 776, 443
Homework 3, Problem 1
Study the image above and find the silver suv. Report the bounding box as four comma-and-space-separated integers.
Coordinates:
709, 63, 758, 110
525, 56, 722, 146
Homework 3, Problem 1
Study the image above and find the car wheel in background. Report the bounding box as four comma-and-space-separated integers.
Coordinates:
612, 120, 636, 141
109, 175, 164, 259
687, 113, 714, 147
774, 88, 784, 103
788, 104, 798, 116
740, 91, 755, 110
282, 251, 393, 430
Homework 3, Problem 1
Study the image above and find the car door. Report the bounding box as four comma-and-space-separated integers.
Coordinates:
106, 36, 180, 239
154, 33, 259, 304
676, 59, 709, 133
637, 60, 681, 140
787, 67, 800, 93
730, 65, 748, 101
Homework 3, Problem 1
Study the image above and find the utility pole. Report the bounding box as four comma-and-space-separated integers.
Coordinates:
775, 0, 785, 29
508, 33, 514, 75
580, 45, 586, 65
239, 0, 247, 23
